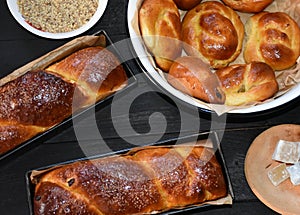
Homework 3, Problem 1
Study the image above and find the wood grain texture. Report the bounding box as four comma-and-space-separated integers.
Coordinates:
1, 0, 299, 214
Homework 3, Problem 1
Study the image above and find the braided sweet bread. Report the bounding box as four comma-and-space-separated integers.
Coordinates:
244, 12, 300, 71
139, 0, 182, 72
33, 145, 228, 215
182, 1, 244, 69
0, 46, 128, 155
216, 62, 279, 106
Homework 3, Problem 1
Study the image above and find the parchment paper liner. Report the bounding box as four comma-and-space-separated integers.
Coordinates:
132, 0, 300, 115
29, 138, 233, 214
0, 32, 131, 159
0, 33, 126, 89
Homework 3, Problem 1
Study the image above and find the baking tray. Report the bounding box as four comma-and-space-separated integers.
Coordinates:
0, 30, 137, 162
26, 131, 234, 215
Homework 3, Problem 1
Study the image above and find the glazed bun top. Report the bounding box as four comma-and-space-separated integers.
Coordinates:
182, 1, 244, 69
244, 12, 300, 70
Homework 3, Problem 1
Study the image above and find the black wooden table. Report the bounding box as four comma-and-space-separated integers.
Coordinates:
1, 0, 299, 214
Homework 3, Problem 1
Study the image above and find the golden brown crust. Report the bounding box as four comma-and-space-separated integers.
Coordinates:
0, 71, 86, 127
139, 0, 182, 72
34, 182, 102, 215
0, 70, 87, 154
168, 56, 225, 104
221, 0, 273, 13
35, 157, 164, 215
182, 1, 244, 69
0, 47, 128, 155
244, 12, 300, 71
0, 123, 44, 154
173, 0, 202, 10
216, 62, 279, 106
132, 147, 202, 207
33, 145, 227, 215
47, 46, 128, 103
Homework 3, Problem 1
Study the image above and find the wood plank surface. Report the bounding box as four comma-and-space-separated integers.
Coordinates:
1, 0, 298, 214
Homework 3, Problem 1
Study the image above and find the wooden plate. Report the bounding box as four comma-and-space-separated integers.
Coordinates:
245, 124, 300, 215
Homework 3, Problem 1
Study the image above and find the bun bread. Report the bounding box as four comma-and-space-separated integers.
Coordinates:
168, 56, 225, 104
216, 62, 278, 106
139, 0, 182, 72
244, 12, 300, 71
173, 0, 202, 10
182, 1, 244, 69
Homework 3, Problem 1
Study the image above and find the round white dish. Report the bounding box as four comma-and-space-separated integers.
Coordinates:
127, 0, 300, 114
7, 0, 108, 39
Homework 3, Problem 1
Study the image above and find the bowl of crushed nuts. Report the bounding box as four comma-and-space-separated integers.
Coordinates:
7, 0, 108, 39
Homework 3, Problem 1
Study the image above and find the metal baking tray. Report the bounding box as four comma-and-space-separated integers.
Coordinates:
0, 30, 137, 162
26, 131, 234, 214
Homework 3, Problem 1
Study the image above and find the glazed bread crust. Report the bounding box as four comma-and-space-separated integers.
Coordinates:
139, 0, 182, 72
173, 0, 202, 10
34, 145, 228, 215
0, 70, 84, 154
182, 1, 244, 69
0, 46, 127, 155
216, 62, 279, 106
47, 46, 128, 103
168, 56, 225, 104
244, 12, 300, 71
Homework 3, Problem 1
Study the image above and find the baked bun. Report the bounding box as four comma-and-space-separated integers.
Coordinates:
216, 62, 279, 106
182, 1, 244, 69
173, 0, 202, 10
168, 56, 225, 104
244, 12, 300, 71
139, 0, 182, 72
221, 0, 273, 13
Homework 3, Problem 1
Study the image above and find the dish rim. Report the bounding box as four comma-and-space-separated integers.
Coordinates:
126, 0, 300, 115
6, 0, 108, 39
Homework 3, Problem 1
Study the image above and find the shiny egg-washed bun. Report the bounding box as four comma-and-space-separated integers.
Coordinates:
139, 0, 182, 72
168, 56, 225, 104
173, 0, 202, 10
216, 62, 278, 106
182, 1, 244, 69
244, 12, 300, 71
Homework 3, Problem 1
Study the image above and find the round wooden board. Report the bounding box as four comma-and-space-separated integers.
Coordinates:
244, 124, 300, 215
